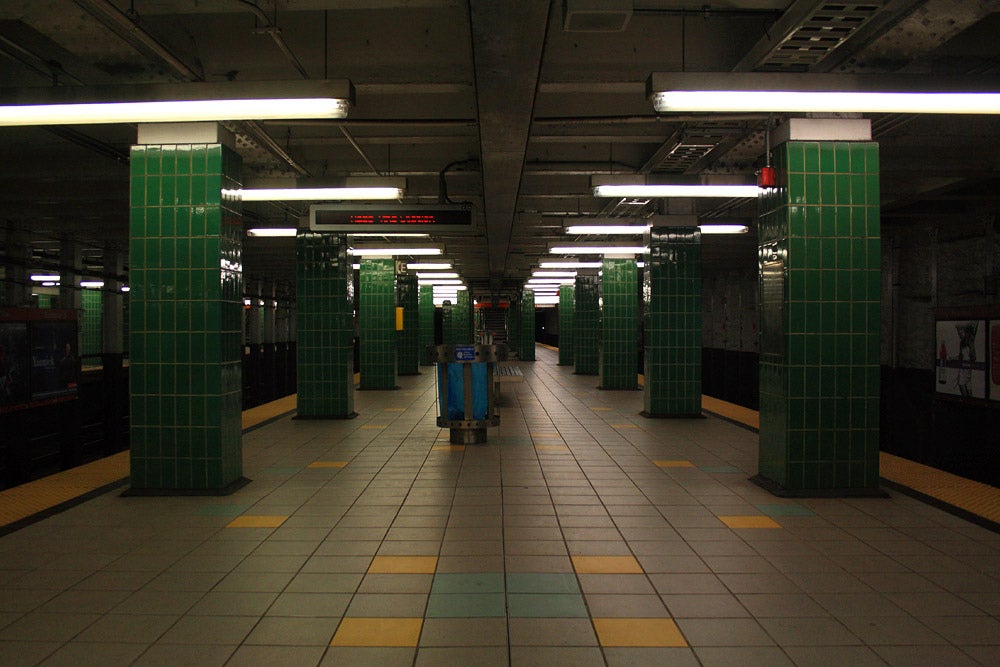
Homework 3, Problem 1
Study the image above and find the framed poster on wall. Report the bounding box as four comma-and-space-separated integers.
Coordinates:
935, 319, 987, 399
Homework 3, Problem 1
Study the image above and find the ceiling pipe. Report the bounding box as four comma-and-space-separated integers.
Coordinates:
234, 0, 309, 80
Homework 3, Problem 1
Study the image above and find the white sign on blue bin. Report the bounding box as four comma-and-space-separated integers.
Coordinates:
454, 345, 476, 361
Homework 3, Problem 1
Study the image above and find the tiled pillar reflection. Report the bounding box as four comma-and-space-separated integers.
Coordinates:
360, 258, 398, 390
599, 258, 638, 389
295, 233, 355, 418
128, 140, 243, 491
574, 275, 599, 375
643, 228, 701, 416
520, 289, 535, 361
558, 285, 575, 366
396, 273, 420, 375
757, 138, 881, 493
418, 285, 435, 364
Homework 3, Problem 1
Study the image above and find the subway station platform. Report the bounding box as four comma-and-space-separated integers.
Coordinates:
1, 346, 999, 666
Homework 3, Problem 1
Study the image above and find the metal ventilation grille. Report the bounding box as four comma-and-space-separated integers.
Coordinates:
758, 3, 882, 71
651, 123, 746, 173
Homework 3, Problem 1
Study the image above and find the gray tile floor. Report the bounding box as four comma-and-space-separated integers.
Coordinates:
1, 345, 999, 666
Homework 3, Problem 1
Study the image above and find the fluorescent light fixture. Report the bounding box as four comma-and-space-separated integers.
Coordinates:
407, 263, 452, 270
549, 246, 647, 255
351, 232, 428, 237
419, 279, 463, 286
593, 184, 762, 198
566, 224, 649, 235
699, 224, 749, 234
247, 227, 297, 237
80, 281, 105, 288
0, 80, 354, 126
349, 247, 442, 256
416, 272, 459, 279
31, 274, 61, 281
121, 285, 131, 292
647, 72, 1000, 114
534, 296, 560, 305
527, 278, 575, 285
238, 187, 402, 201
532, 271, 577, 277
540, 261, 602, 269
352, 263, 361, 270
42, 281, 58, 287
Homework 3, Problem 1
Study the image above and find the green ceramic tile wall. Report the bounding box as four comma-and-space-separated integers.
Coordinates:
396, 273, 420, 375
644, 228, 701, 415
558, 286, 575, 366
574, 276, 599, 375
36, 294, 52, 309
599, 258, 638, 389
508, 296, 520, 356
453, 290, 474, 345
295, 233, 355, 417
419, 285, 435, 364
360, 258, 397, 389
758, 140, 881, 492
520, 290, 536, 361
81, 289, 103, 356
128, 142, 244, 490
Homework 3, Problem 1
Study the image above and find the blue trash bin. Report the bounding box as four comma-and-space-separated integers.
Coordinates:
428, 344, 506, 444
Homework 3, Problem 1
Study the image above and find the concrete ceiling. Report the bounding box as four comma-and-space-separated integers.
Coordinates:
1, 0, 999, 299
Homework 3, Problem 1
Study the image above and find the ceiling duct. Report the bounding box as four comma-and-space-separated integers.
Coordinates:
563, 0, 632, 32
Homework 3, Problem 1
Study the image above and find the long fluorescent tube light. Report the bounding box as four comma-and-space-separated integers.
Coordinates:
540, 261, 602, 269
654, 91, 1000, 114
532, 271, 577, 277
351, 232, 428, 237
419, 279, 463, 286
535, 296, 560, 305
80, 281, 105, 288
407, 263, 452, 270
699, 224, 749, 234
238, 187, 402, 201
349, 248, 442, 256
647, 72, 1000, 114
31, 274, 61, 281
0, 80, 353, 126
247, 228, 297, 237
416, 272, 459, 279
527, 278, 575, 284
566, 224, 650, 235
593, 184, 761, 198
549, 246, 647, 255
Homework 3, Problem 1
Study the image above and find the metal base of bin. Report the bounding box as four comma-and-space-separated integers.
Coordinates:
451, 427, 487, 445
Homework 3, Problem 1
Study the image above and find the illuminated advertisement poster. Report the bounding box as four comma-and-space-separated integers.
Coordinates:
29, 320, 78, 401
991, 321, 1000, 402
0, 322, 30, 409
935, 319, 987, 399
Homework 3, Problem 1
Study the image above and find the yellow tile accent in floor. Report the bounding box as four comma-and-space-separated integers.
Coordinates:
571, 555, 644, 574
592, 618, 688, 647
611, 423, 637, 429
367, 555, 438, 574
654, 460, 695, 468
0, 451, 129, 528
431, 445, 465, 452
881, 451, 1000, 525
330, 618, 423, 647
700, 394, 759, 430
307, 461, 349, 468
226, 515, 289, 529
241, 394, 297, 431
718, 515, 782, 529
535, 444, 570, 452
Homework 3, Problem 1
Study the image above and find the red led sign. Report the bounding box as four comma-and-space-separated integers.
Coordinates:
309, 204, 473, 233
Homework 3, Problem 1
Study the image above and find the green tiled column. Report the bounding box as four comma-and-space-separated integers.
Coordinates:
359, 258, 398, 389
599, 258, 638, 389
396, 273, 420, 375
558, 285, 574, 366
574, 275, 599, 375
520, 289, 535, 361
643, 228, 702, 416
757, 137, 881, 494
129, 140, 244, 492
295, 233, 355, 418
419, 285, 435, 364
508, 296, 521, 356
452, 290, 473, 344
81, 289, 103, 356
441, 300, 455, 345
